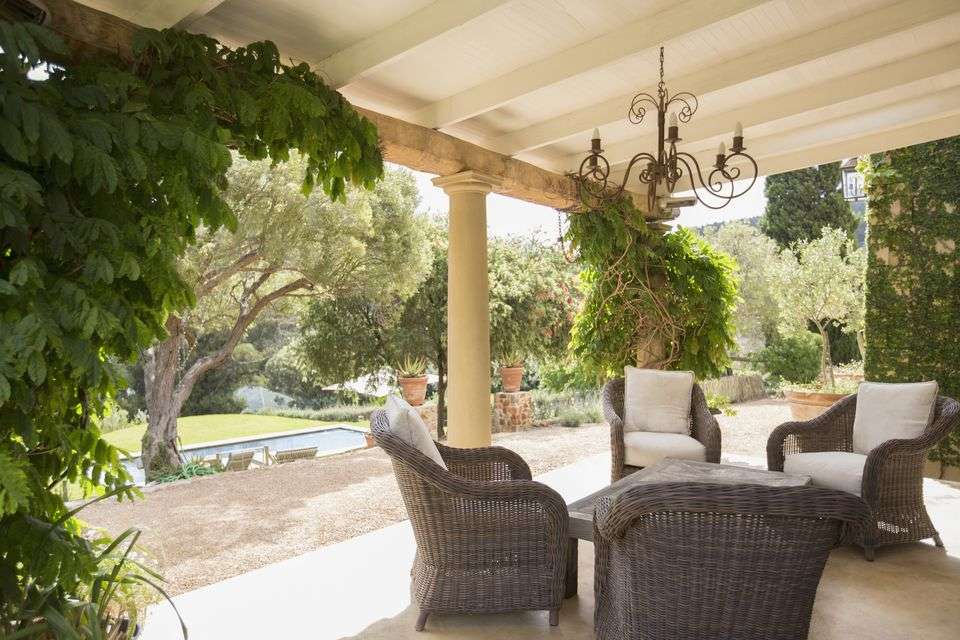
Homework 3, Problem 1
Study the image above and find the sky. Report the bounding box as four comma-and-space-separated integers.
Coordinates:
403, 164, 767, 241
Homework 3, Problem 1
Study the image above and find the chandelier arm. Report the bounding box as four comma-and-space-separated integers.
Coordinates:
664, 91, 699, 123
621, 152, 660, 188
628, 93, 660, 125
675, 151, 759, 199
673, 154, 739, 211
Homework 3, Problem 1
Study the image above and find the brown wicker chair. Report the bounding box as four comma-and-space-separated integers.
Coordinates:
593, 482, 870, 640
767, 393, 960, 559
602, 378, 721, 482
370, 410, 568, 631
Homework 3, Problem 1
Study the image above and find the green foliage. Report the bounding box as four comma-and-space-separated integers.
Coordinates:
530, 388, 602, 424
299, 224, 580, 435
862, 139, 960, 467
753, 333, 822, 384
537, 356, 600, 392
700, 221, 780, 346
774, 227, 866, 389
705, 393, 737, 417
0, 21, 381, 638
567, 197, 737, 380
180, 332, 261, 416
258, 404, 380, 424
761, 162, 857, 248
155, 460, 218, 483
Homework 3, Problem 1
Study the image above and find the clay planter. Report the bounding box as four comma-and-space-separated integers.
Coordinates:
500, 366, 524, 393
785, 389, 848, 421
398, 375, 428, 406
364, 433, 376, 448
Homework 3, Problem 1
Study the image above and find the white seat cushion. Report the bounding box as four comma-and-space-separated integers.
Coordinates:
623, 431, 706, 468
623, 366, 694, 434
852, 381, 938, 454
783, 451, 867, 496
384, 395, 446, 469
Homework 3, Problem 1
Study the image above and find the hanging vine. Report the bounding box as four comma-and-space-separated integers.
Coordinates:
565, 197, 737, 379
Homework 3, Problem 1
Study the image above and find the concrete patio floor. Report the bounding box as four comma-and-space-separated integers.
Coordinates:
142, 453, 960, 640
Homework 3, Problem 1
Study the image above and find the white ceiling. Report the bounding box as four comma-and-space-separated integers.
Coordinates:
81, 0, 960, 184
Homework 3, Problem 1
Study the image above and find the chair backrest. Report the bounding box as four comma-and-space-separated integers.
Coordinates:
224, 449, 255, 472
371, 410, 457, 560
602, 377, 708, 433
595, 483, 869, 640
273, 446, 318, 463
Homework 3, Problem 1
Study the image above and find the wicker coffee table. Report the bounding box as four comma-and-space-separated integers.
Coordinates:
564, 458, 812, 597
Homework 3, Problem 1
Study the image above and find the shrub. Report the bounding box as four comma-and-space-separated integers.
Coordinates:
753, 334, 822, 384
555, 408, 601, 428
258, 404, 380, 423
155, 460, 219, 484
531, 389, 602, 424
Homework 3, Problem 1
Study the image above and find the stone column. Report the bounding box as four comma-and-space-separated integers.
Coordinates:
432, 171, 501, 448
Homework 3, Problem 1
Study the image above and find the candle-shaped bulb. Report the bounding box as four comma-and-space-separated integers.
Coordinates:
669, 112, 678, 127
718, 141, 726, 156
592, 127, 600, 140
734, 121, 743, 138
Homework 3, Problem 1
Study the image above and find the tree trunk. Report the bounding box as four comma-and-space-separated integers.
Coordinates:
816, 322, 835, 390
141, 316, 187, 479
856, 329, 866, 362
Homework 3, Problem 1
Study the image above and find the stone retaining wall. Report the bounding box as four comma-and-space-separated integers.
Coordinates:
492, 391, 534, 433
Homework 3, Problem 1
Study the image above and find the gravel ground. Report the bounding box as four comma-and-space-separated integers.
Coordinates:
81, 398, 791, 595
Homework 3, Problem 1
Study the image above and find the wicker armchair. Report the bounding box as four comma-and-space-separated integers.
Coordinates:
603, 378, 721, 482
767, 393, 960, 558
593, 483, 870, 640
370, 410, 568, 631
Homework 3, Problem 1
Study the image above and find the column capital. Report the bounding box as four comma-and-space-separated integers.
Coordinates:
432, 170, 502, 195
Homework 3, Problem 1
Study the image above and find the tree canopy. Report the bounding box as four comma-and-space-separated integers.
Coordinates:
774, 227, 865, 389
760, 163, 857, 248
140, 159, 428, 476
700, 221, 781, 348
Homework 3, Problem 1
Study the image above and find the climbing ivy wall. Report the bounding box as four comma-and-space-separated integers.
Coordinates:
863, 137, 960, 467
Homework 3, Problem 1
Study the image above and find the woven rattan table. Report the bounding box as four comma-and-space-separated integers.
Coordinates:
564, 458, 812, 598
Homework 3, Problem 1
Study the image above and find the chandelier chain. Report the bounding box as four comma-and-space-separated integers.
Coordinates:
657, 45, 666, 100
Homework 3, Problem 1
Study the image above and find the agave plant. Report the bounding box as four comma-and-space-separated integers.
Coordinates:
395, 355, 428, 378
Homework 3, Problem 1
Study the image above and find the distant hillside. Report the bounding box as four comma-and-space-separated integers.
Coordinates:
689, 215, 762, 235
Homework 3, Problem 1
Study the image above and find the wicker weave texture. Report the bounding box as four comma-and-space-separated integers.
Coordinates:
370, 410, 568, 626
767, 393, 960, 550
593, 483, 870, 640
603, 378, 722, 483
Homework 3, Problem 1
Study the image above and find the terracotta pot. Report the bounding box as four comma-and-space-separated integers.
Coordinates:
500, 366, 524, 393
398, 375, 428, 406
784, 389, 848, 421
364, 433, 376, 448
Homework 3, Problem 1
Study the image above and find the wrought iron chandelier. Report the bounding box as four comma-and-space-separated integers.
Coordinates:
578, 46, 758, 211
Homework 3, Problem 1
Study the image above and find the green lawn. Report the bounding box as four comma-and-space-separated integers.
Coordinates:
103, 414, 365, 454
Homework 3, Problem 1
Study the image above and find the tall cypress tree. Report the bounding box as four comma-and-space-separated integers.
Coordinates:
760, 162, 857, 249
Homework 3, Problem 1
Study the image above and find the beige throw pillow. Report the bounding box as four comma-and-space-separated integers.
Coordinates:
852, 381, 938, 454
385, 395, 447, 469
623, 366, 694, 434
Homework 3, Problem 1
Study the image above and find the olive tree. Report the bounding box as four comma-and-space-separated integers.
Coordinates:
774, 227, 865, 389
141, 160, 429, 477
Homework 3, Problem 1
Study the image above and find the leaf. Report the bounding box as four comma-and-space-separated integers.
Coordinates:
0, 116, 28, 163
27, 351, 46, 385
0, 451, 32, 514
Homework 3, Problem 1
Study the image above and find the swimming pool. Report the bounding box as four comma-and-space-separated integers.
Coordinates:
123, 426, 367, 485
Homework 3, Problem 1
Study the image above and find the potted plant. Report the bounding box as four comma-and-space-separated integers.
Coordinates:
499, 351, 525, 393
396, 355, 429, 406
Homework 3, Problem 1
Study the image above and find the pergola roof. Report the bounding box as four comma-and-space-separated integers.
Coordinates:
79, 0, 960, 200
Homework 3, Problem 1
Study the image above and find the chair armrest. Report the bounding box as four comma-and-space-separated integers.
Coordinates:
691, 385, 721, 463
603, 379, 626, 480
767, 394, 857, 471
417, 469, 569, 541
436, 442, 532, 481
862, 395, 960, 502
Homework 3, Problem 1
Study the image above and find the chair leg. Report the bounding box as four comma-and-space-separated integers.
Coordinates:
933, 533, 945, 549
415, 611, 429, 632
549, 609, 559, 626
863, 545, 875, 562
